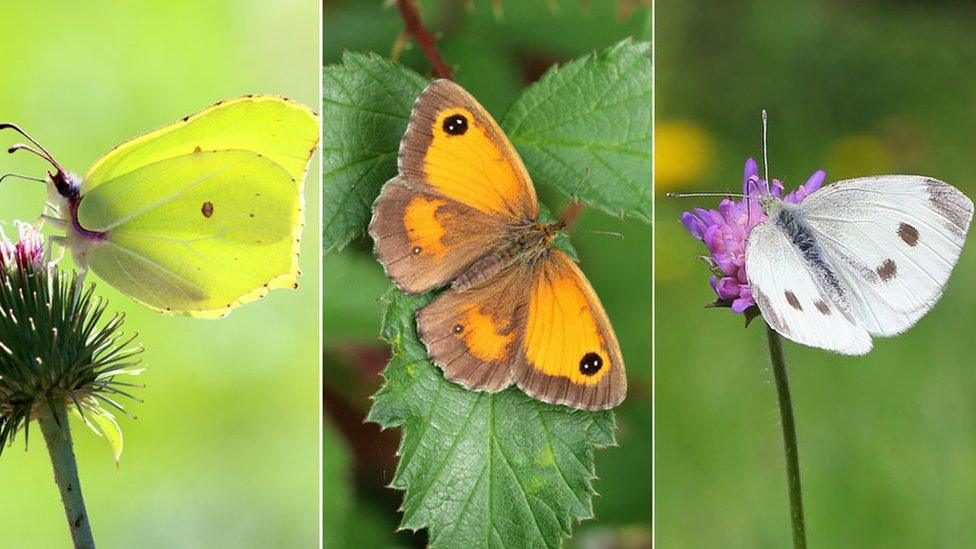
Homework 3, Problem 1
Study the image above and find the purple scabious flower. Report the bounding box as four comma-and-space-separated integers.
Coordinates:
680, 158, 826, 313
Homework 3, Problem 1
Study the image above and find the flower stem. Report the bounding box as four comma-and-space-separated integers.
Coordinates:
38, 403, 96, 549
765, 323, 807, 549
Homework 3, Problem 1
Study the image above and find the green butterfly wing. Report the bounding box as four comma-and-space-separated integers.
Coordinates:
72, 96, 317, 318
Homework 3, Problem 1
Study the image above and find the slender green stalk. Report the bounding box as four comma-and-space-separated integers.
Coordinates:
765, 323, 807, 549
38, 403, 96, 549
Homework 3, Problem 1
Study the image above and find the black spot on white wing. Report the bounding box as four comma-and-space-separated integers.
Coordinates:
926, 179, 973, 234
897, 223, 919, 246
876, 259, 897, 282
755, 288, 790, 335
814, 300, 831, 315
784, 290, 803, 311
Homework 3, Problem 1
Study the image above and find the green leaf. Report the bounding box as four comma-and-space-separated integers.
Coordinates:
503, 39, 652, 221
322, 51, 428, 252
368, 289, 616, 548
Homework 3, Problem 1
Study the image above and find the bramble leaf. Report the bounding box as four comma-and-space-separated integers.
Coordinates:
367, 289, 616, 549
322, 51, 427, 252
503, 39, 653, 221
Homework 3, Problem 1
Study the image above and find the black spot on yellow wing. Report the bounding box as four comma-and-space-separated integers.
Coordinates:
201, 201, 214, 218
579, 352, 603, 376
442, 114, 468, 136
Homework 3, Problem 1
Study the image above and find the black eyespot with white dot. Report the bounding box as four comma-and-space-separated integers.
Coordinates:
579, 352, 603, 376
442, 114, 468, 136
412, 246, 422, 255
453, 324, 464, 334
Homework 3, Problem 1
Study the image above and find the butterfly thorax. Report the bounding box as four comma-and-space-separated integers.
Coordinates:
451, 221, 565, 292
760, 197, 850, 309
46, 170, 108, 270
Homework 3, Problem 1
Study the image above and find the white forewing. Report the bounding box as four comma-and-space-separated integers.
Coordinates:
746, 221, 873, 354
801, 176, 973, 336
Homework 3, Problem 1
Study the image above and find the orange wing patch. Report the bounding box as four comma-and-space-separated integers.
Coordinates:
456, 304, 516, 363
514, 250, 626, 410
422, 107, 527, 216
398, 79, 538, 221
415, 267, 529, 393
525, 268, 610, 385
403, 195, 450, 258
370, 177, 510, 294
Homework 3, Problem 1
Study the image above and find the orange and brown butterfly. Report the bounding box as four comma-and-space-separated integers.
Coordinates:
368, 79, 626, 411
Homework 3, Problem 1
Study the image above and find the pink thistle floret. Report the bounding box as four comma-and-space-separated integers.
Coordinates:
1, 221, 48, 272
680, 158, 825, 313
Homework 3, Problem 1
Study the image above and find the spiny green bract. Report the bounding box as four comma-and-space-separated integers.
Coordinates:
0, 257, 144, 461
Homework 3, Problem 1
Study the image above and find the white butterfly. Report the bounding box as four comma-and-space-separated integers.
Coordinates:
747, 175, 973, 354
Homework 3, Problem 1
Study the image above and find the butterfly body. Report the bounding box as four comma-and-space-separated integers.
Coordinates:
451, 221, 564, 292
46, 171, 106, 270
763, 197, 849, 308
370, 79, 626, 410
746, 176, 973, 355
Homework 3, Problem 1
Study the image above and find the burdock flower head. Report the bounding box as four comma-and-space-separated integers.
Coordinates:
680, 158, 825, 314
0, 221, 144, 462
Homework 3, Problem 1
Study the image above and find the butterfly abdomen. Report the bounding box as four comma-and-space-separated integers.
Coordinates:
451, 223, 558, 292
774, 205, 848, 308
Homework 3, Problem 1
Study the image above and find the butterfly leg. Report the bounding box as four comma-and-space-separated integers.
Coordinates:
47, 235, 68, 265
40, 214, 66, 229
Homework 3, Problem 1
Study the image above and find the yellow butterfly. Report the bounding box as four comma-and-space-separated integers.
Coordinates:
369, 79, 626, 410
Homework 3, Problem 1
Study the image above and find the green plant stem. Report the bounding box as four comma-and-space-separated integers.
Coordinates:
765, 323, 807, 549
38, 403, 96, 549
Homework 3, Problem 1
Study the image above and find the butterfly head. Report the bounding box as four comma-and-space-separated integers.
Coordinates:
757, 191, 783, 217
1, 122, 82, 201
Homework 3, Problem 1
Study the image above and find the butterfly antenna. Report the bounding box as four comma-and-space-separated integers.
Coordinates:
573, 228, 625, 239
761, 109, 771, 195
0, 172, 47, 186
0, 123, 65, 174
666, 191, 748, 199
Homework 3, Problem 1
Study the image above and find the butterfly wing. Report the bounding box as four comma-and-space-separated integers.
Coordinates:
76, 150, 301, 318
368, 176, 510, 294
397, 79, 538, 221
84, 96, 318, 189
370, 79, 538, 293
801, 176, 973, 336
70, 96, 317, 318
415, 265, 529, 393
513, 250, 626, 410
746, 221, 873, 354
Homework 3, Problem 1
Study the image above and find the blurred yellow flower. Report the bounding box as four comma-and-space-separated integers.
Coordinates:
825, 135, 893, 178
654, 120, 713, 192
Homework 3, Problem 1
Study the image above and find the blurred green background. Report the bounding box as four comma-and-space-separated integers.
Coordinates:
0, 2, 319, 547
657, 1, 976, 546
323, 0, 651, 547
